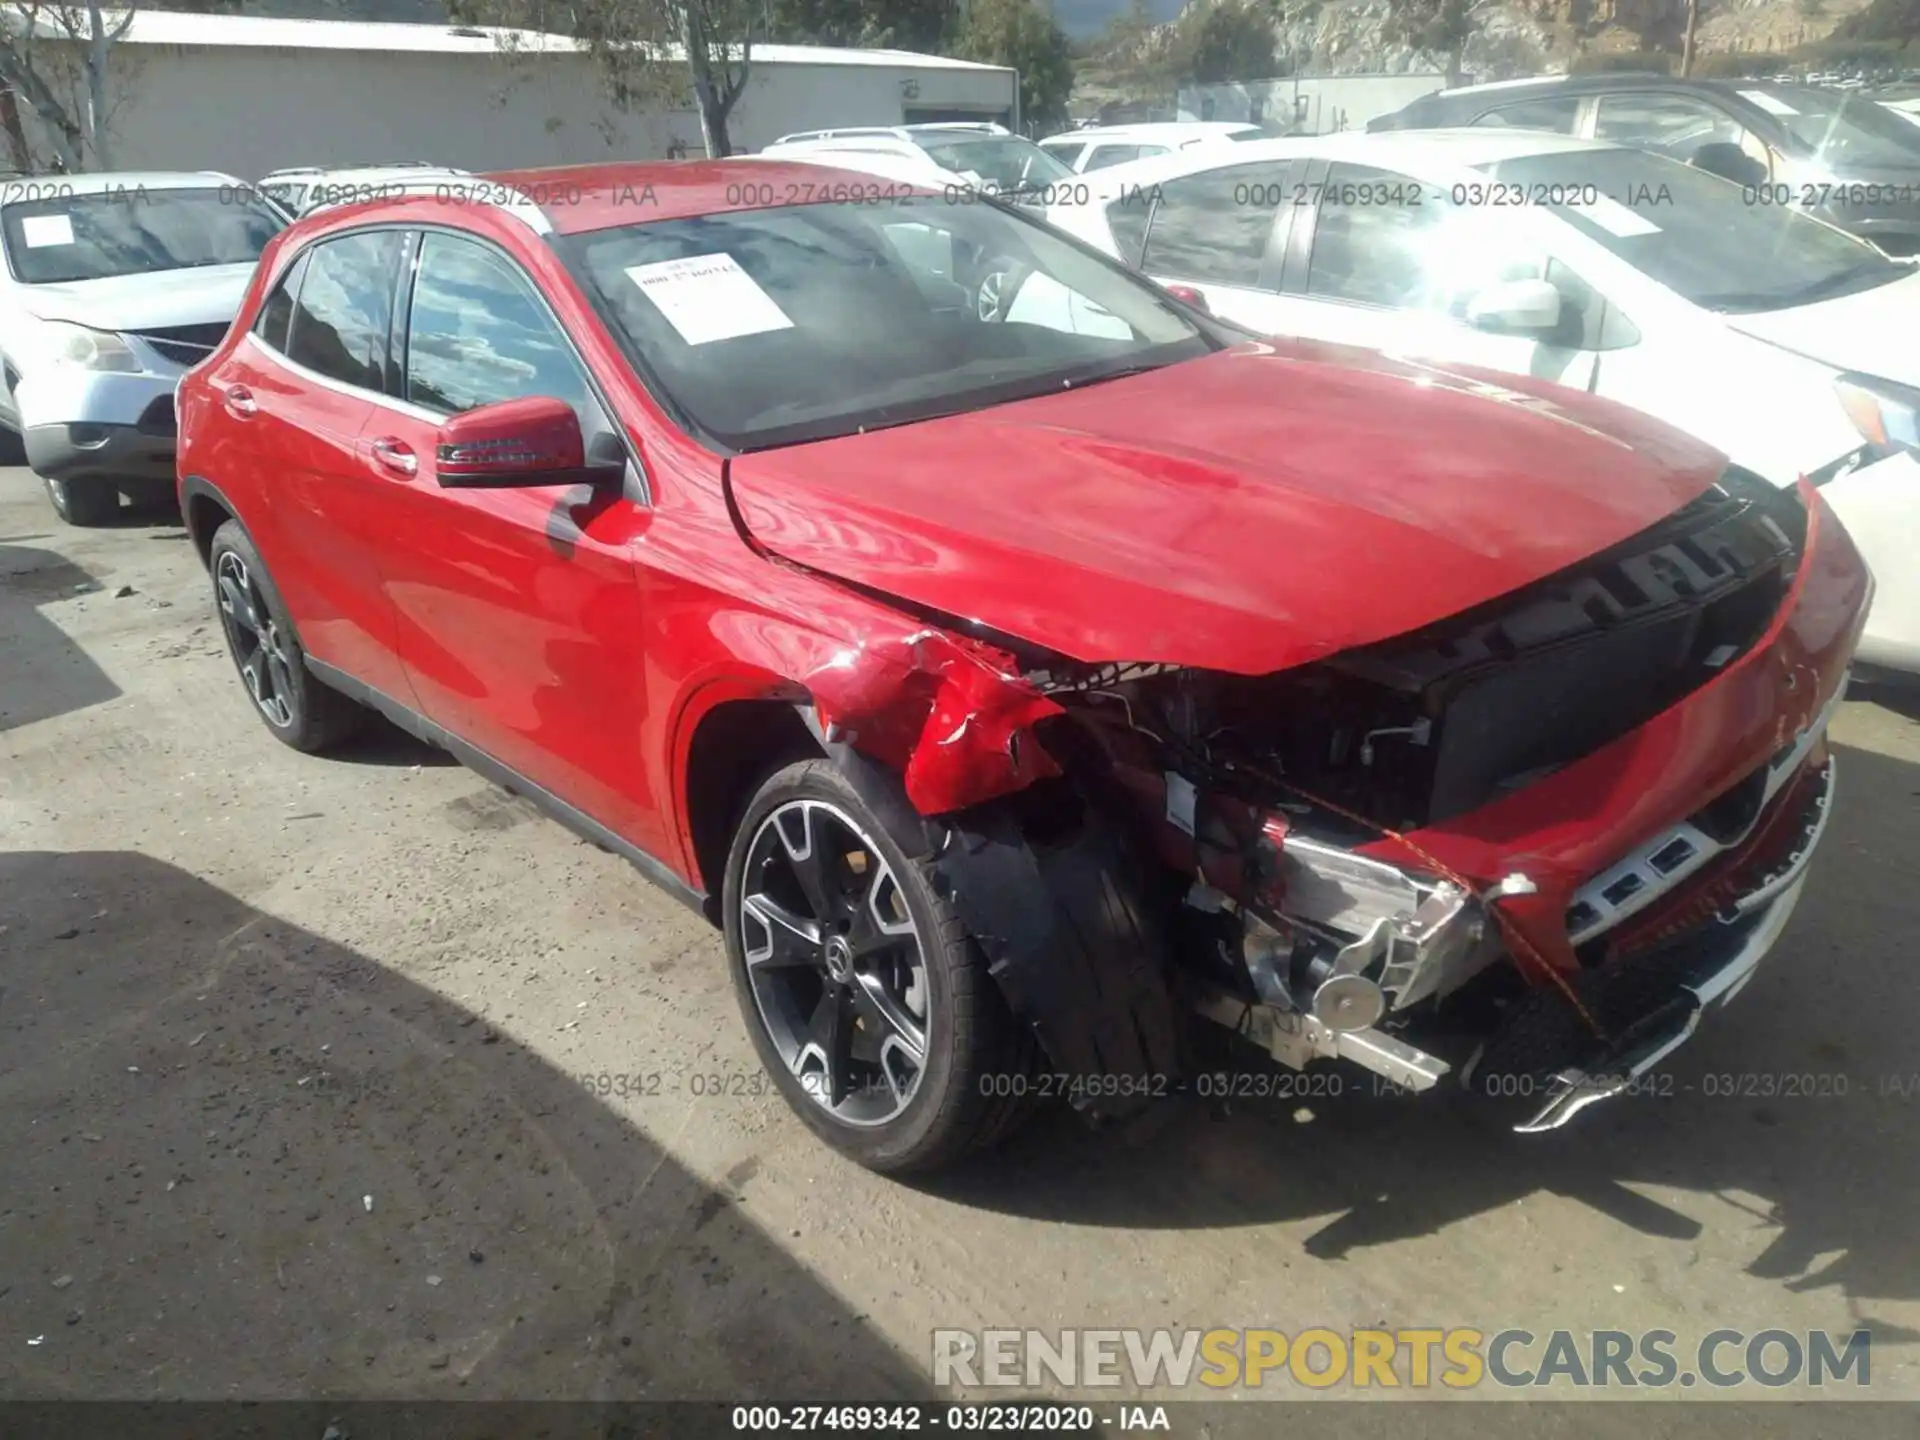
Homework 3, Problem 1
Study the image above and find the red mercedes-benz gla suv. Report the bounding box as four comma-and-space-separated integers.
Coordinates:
176, 162, 1870, 1173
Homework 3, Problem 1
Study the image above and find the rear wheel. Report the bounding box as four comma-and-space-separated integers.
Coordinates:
45, 475, 119, 526
722, 760, 1032, 1173
208, 520, 367, 752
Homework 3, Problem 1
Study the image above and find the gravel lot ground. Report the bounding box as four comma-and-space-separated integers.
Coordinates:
3, 464, 1919, 1428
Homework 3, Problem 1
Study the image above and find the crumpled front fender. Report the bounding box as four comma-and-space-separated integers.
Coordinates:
800, 627, 1066, 816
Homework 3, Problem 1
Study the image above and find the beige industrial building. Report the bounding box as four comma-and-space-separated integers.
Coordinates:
4, 10, 1019, 177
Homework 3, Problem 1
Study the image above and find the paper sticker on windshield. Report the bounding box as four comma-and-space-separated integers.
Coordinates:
1738, 89, 1800, 116
19, 213, 74, 247
1566, 194, 1661, 238
625, 253, 793, 346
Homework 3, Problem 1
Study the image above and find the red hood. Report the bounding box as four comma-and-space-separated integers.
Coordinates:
729, 341, 1727, 674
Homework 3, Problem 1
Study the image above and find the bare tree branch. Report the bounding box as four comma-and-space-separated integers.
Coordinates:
451, 0, 769, 158
0, 1, 146, 170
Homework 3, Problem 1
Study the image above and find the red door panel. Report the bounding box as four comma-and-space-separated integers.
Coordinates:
365, 406, 664, 853
213, 338, 412, 702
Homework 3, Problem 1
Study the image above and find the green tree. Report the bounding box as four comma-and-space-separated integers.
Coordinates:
1832, 0, 1920, 43
772, 0, 956, 51
955, 0, 1073, 130
1089, 0, 1180, 97
1181, 0, 1279, 83
1381, 0, 1483, 85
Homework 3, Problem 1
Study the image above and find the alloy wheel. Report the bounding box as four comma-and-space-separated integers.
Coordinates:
739, 799, 931, 1126
215, 549, 295, 728
975, 266, 1016, 323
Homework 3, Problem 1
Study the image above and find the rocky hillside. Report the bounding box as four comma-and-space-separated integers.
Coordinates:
1097, 0, 1878, 85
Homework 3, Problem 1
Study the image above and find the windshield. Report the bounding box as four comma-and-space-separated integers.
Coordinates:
1478, 147, 1908, 312
915, 136, 1076, 191
1751, 85, 1920, 169
2, 186, 286, 284
565, 195, 1216, 450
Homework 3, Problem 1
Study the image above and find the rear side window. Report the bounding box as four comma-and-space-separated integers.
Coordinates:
1046, 141, 1087, 168
1593, 93, 1748, 159
1141, 161, 1294, 287
1305, 163, 1450, 308
1473, 96, 1584, 134
253, 250, 310, 354
1085, 144, 1143, 172
285, 230, 403, 392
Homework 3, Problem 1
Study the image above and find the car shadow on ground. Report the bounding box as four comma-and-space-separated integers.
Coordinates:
927, 741, 1920, 1326
329, 716, 462, 768
0, 850, 924, 1403
0, 540, 120, 731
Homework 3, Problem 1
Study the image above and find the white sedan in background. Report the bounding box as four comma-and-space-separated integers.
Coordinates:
1044, 130, 1920, 672
1040, 122, 1266, 174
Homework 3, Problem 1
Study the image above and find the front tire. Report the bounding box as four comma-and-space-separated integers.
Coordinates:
45, 475, 119, 526
722, 760, 1033, 1173
207, 520, 367, 752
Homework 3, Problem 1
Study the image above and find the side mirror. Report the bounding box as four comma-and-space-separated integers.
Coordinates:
435, 395, 622, 490
1162, 282, 1212, 315
1465, 278, 1562, 335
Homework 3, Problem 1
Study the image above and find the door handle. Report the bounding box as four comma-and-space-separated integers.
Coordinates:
368, 436, 418, 478
223, 384, 257, 419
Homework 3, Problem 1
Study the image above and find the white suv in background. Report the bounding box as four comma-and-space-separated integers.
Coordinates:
0, 171, 288, 524
760, 122, 1078, 198
258, 162, 474, 216
1040, 121, 1265, 173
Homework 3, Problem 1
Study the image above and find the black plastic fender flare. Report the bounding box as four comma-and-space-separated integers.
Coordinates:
803, 706, 1181, 1116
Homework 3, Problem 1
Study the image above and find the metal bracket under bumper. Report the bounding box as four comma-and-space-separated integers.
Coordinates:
1190, 987, 1452, 1091
1513, 755, 1835, 1134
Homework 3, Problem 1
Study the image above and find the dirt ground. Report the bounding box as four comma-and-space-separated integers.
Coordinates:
4, 465, 1920, 1425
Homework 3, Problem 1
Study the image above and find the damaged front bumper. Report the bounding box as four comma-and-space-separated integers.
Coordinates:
1511, 750, 1837, 1131
1191, 740, 1838, 1131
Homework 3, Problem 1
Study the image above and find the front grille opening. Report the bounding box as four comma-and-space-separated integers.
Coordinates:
1649, 837, 1697, 874
1696, 768, 1769, 844
129, 323, 229, 368
1601, 872, 1646, 907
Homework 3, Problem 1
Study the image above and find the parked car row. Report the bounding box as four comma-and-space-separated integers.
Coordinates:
0, 117, 1893, 1178
1040, 127, 1920, 673
760, 122, 1078, 198
1371, 73, 1920, 255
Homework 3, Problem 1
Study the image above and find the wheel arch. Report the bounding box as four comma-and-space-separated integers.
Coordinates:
677, 678, 1182, 1105
677, 690, 825, 923
180, 474, 242, 570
